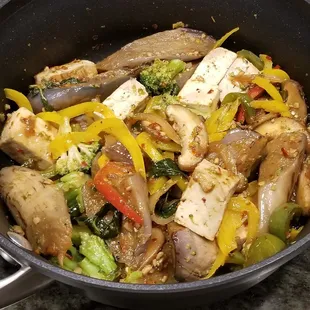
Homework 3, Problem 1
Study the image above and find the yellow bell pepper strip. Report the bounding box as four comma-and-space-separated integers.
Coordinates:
137, 132, 169, 193
206, 196, 259, 278
98, 153, 110, 168
136, 132, 187, 191
213, 27, 239, 49
208, 132, 227, 143
259, 54, 273, 69
50, 131, 101, 159
205, 100, 240, 134
162, 151, 174, 160
136, 132, 163, 162
58, 102, 115, 119
37, 111, 64, 125
262, 68, 290, 81
147, 177, 168, 195
289, 226, 303, 242
206, 209, 242, 278
170, 175, 188, 191
251, 100, 291, 117
252, 76, 283, 101
228, 197, 259, 245
87, 119, 146, 179
152, 139, 182, 153
58, 116, 72, 134
4, 88, 33, 112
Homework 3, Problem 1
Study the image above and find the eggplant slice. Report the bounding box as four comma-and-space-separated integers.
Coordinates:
96, 28, 216, 72
257, 132, 306, 233
0, 166, 72, 264
29, 69, 139, 113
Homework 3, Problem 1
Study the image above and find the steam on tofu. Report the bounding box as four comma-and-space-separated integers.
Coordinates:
103, 79, 148, 119
35, 59, 98, 85
178, 47, 237, 116
174, 159, 240, 241
218, 57, 260, 101
0, 107, 57, 170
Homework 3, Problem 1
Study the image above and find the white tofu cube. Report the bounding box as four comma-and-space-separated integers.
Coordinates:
174, 159, 240, 241
218, 57, 260, 101
35, 59, 98, 85
0, 107, 57, 170
103, 79, 148, 119
178, 48, 237, 116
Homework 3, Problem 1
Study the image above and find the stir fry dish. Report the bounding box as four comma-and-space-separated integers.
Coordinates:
0, 26, 309, 284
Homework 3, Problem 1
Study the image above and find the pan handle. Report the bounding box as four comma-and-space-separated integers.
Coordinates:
0, 247, 53, 308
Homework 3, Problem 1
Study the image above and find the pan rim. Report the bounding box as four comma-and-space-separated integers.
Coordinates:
1, 231, 310, 293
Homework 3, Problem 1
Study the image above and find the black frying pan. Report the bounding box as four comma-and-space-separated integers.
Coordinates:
0, 0, 310, 309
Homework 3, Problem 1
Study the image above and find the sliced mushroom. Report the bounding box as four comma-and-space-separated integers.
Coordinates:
119, 173, 152, 247
168, 223, 218, 281
257, 132, 306, 232
247, 110, 278, 130
0, 166, 72, 264
207, 128, 267, 191
283, 80, 307, 124
255, 117, 310, 152
139, 228, 165, 269
166, 105, 208, 171
296, 156, 310, 215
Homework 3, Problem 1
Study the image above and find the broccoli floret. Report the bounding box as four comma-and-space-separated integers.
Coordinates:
144, 94, 180, 117
121, 268, 143, 283
79, 232, 118, 278
56, 171, 90, 192
79, 258, 115, 280
55, 141, 100, 176
72, 225, 92, 246
63, 256, 79, 272
56, 171, 89, 217
139, 59, 186, 96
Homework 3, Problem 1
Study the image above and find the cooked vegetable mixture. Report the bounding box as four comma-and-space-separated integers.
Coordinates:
0, 26, 309, 284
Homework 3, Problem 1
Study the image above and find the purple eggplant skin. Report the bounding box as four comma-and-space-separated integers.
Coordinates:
96, 28, 216, 72
28, 69, 137, 113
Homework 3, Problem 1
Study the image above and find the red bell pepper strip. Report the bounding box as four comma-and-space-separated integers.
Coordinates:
248, 85, 265, 99
94, 179, 143, 224
236, 104, 246, 123
94, 162, 144, 224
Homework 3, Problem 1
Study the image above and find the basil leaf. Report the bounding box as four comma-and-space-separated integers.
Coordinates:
85, 203, 122, 239
156, 198, 179, 218
148, 158, 186, 178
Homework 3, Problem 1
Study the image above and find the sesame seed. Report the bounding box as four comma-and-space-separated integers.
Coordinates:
142, 265, 153, 275
161, 275, 168, 283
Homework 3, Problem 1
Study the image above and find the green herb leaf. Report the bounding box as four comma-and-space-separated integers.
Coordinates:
148, 158, 186, 178
156, 198, 179, 218
85, 203, 122, 239
60, 77, 82, 85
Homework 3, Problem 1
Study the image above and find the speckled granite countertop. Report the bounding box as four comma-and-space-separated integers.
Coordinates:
1, 250, 310, 310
